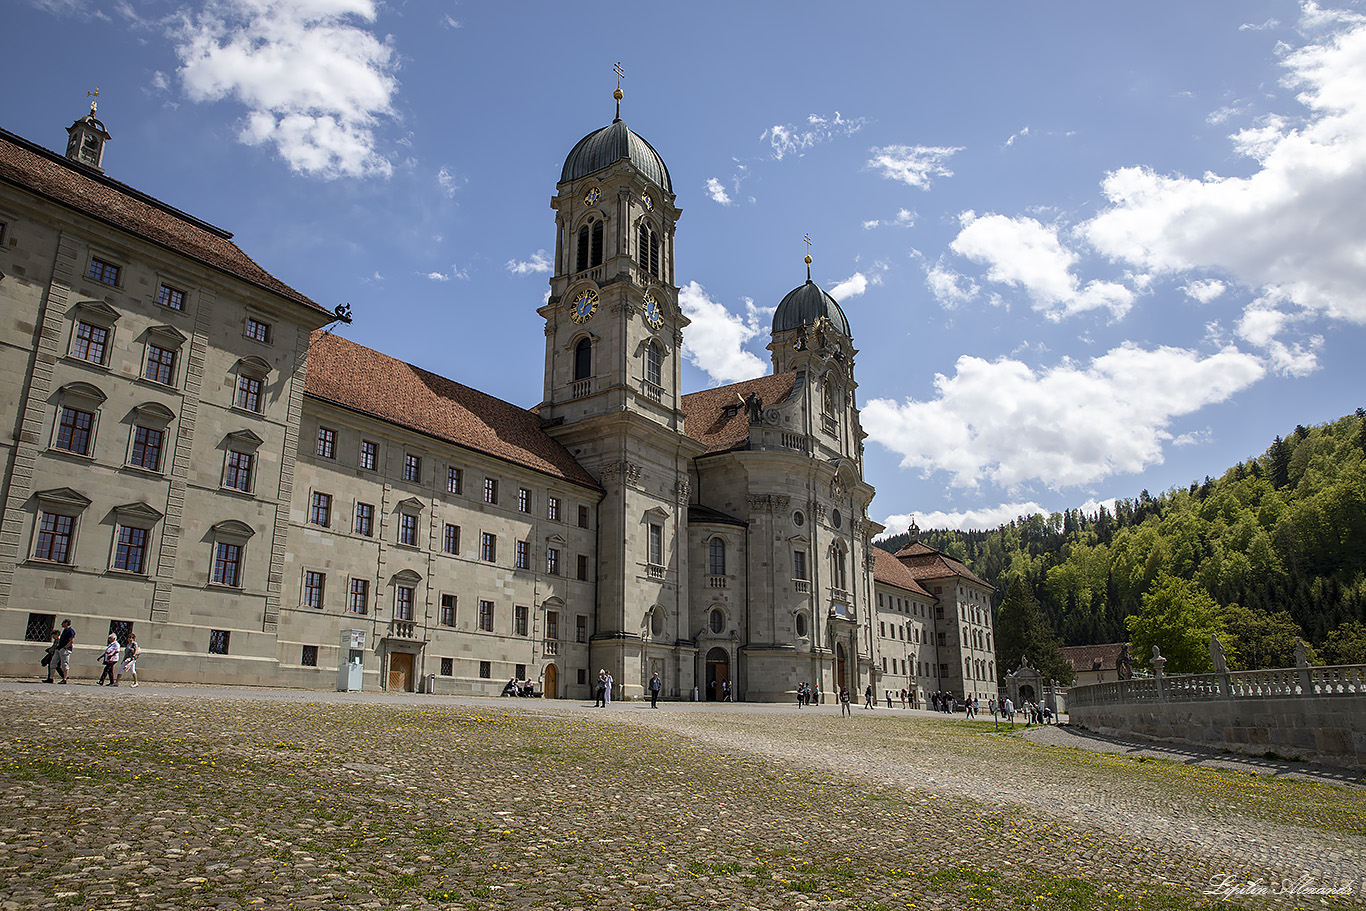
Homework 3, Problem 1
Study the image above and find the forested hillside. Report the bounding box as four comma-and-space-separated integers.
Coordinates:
877, 411, 1366, 670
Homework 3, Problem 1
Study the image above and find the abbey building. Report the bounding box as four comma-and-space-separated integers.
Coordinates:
0, 101, 997, 705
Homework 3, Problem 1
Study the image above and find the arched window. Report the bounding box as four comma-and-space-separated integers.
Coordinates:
591, 220, 604, 267
646, 341, 662, 387
638, 224, 659, 278
576, 225, 589, 272
965, 658, 972, 679
795, 612, 808, 638
831, 544, 847, 591
823, 381, 838, 415
709, 609, 725, 633
574, 338, 592, 381
708, 538, 725, 576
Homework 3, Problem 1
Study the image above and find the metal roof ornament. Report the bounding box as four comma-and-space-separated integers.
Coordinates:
614, 62, 624, 122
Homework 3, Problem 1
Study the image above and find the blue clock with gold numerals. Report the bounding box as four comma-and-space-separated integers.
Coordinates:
571, 288, 599, 323
643, 292, 663, 329
584, 186, 600, 206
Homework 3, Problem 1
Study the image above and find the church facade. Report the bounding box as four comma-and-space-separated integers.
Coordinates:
0, 101, 994, 704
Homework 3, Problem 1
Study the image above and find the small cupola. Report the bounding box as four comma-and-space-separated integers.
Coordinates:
65, 92, 111, 173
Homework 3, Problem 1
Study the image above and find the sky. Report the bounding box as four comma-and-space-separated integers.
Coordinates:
9, 1, 1366, 536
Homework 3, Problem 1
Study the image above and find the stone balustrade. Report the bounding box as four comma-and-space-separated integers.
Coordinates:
1069, 663, 1366, 707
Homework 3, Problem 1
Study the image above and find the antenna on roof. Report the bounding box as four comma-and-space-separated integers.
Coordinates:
613, 62, 624, 122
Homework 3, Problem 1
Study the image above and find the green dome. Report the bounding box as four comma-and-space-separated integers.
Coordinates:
773, 279, 849, 336
561, 118, 672, 193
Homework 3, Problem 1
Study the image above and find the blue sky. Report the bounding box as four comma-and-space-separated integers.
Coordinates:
10, 1, 1366, 535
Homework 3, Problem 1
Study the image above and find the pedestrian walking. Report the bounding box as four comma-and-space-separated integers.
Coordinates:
648, 671, 661, 708
48, 619, 74, 684
98, 634, 120, 686
864, 684, 874, 710
839, 685, 851, 717
116, 632, 140, 687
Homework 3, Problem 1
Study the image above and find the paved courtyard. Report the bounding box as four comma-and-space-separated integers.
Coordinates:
0, 681, 1362, 910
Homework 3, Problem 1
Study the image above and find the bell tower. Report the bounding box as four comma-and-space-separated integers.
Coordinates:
539, 79, 704, 701
65, 92, 111, 173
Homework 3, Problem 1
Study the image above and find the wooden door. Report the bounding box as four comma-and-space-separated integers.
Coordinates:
388, 652, 414, 692
543, 664, 557, 699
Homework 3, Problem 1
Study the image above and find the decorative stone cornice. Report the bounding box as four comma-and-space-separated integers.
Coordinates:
746, 494, 792, 513
601, 460, 642, 486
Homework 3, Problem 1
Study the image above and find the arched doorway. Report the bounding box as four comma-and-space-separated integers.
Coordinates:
543, 664, 557, 699
705, 647, 729, 701
1019, 683, 1036, 704
835, 642, 847, 695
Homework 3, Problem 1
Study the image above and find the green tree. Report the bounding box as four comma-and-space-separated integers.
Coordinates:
1125, 575, 1230, 674
1323, 619, 1366, 664
994, 576, 1074, 684
1268, 435, 1290, 489
1216, 603, 1313, 669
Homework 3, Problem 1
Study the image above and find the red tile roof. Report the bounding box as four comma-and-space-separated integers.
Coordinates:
1060, 643, 1129, 673
893, 540, 992, 589
681, 372, 798, 453
305, 332, 600, 489
872, 548, 932, 597
0, 127, 328, 317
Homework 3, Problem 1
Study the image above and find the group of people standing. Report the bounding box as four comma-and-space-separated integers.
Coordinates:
41, 620, 139, 686
795, 682, 820, 706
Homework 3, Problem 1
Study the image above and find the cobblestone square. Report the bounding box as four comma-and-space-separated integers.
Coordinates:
0, 684, 1362, 910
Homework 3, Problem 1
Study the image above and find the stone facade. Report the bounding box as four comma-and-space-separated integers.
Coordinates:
0, 107, 994, 702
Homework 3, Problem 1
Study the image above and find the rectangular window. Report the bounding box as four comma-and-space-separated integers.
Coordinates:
129, 425, 163, 471
648, 523, 663, 566
514, 605, 529, 637
25, 613, 56, 642
478, 600, 494, 632
309, 492, 332, 527
399, 513, 418, 547
35, 513, 75, 563
208, 629, 231, 655
547, 547, 560, 576
302, 645, 318, 667
245, 317, 270, 343
482, 532, 497, 562
73, 321, 109, 365
235, 375, 262, 412
395, 585, 414, 621
546, 611, 559, 640
354, 503, 373, 536
440, 594, 457, 627
316, 427, 336, 458
447, 466, 462, 493
940, 663, 949, 678
517, 487, 531, 513
55, 406, 94, 455
576, 615, 588, 643
404, 453, 421, 483
578, 505, 590, 528
483, 478, 497, 504
443, 523, 460, 554
515, 539, 529, 569
212, 542, 241, 586
348, 578, 368, 614
157, 283, 185, 310
548, 496, 561, 521
303, 571, 325, 608
224, 450, 253, 491
113, 526, 148, 573
937, 632, 946, 647
479, 660, 491, 679
87, 257, 120, 285
880, 621, 886, 638
793, 550, 807, 580
357, 440, 377, 471
143, 344, 175, 384
440, 657, 453, 676
577, 554, 590, 581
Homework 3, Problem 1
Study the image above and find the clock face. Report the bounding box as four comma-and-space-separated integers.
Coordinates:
570, 288, 599, 323
642, 293, 663, 329
584, 186, 601, 206
641, 191, 653, 211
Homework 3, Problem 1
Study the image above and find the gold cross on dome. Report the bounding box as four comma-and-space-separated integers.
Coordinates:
614, 62, 625, 89
803, 234, 812, 255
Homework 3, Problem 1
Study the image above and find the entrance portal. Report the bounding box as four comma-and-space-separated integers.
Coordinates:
1019, 683, 1036, 704
705, 647, 729, 701
836, 643, 847, 694
543, 664, 557, 698
388, 652, 414, 692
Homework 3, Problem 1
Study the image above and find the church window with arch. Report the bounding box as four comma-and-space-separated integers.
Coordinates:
708, 537, 726, 575
576, 219, 605, 272
645, 341, 662, 388
638, 223, 659, 278
574, 337, 592, 383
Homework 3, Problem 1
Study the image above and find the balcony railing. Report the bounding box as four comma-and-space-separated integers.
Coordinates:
707, 575, 728, 589
794, 579, 811, 594
572, 379, 592, 399
388, 619, 418, 640
781, 433, 810, 454
645, 563, 664, 580
1068, 664, 1366, 708
543, 639, 560, 657
641, 380, 663, 403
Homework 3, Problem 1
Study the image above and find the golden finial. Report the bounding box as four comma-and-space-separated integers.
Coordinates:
87, 88, 100, 116
613, 62, 625, 120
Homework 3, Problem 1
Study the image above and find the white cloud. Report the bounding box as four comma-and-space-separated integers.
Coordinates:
705, 177, 732, 205
678, 281, 771, 385
1080, 10, 1366, 326
423, 264, 469, 282
1004, 126, 1031, 147
867, 144, 962, 189
829, 271, 880, 302
441, 14, 460, 28
862, 343, 1266, 490
436, 166, 461, 197
761, 111, 867, 160
151, 70, 170, 92
879, 503, 1048, 535
1171, 430, 1209, 447
924, 257, 979, 310
1181, 279, 1227, 303
1235, 301, 1323, 375
949, 212, 1135, 320
174, 0, 399, 179
505, 250, 551, 275
1239, 18, 1279, 31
